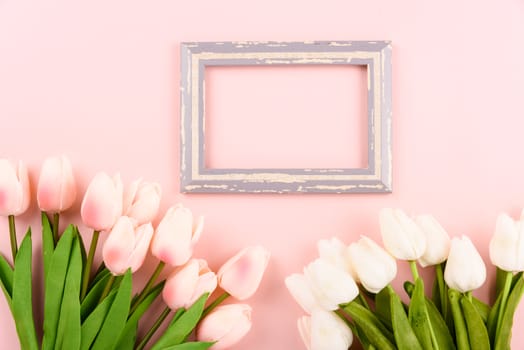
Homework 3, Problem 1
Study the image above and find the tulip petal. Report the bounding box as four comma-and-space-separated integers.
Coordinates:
285, 274, 321, 314
103, 217, 135, 275
126, 222, 154, 273
0, 159, 22, 216
217, 246, 270, 300
81, 172, 122, 231
37, 156, 76, 213
151, 206, 194, 266
163, 260, 199, 310
197, 304, 252, 350
490, 214, 519, 271
415, 215, 450, 267
310, 310, 353, 350
380, 208, 426, 260
297, 316, 313, 350
445, 236, 486, 293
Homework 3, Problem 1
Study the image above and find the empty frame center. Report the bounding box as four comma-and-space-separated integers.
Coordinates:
204, 65, 368, 169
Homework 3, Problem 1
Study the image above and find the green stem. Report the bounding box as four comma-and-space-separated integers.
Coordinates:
52, 212, 59, 245
409, 260, 420, 280
8, 215, 17, 262
202, 292, 230, 318
136, 306, 171, 350
130, 261, 165, 315
435, 263, 448, 319
494, 270, 513, 342
80, 230, 100, 301
99, 274, 116, 302
357, 289, 371, 310
465, 291, 472, 302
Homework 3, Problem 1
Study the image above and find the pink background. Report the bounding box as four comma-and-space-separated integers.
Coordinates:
1, 1, 524, 349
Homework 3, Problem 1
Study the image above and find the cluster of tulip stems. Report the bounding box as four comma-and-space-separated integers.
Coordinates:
286, 208, 524, 350
0, 157, 270, 350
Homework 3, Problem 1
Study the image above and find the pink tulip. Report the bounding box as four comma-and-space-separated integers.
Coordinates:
197, 304, 252, 350
81, 172, 123, 231
37, 156, 76, 213
102, 216, 154, 275
162, 259, 217, 310
122, 179, 161, 225
0, 159, 30, 216
217, 246, 270, 300
151, 205, 203, 266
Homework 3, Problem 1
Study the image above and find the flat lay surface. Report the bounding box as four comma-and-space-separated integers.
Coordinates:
1, 0, 524, 348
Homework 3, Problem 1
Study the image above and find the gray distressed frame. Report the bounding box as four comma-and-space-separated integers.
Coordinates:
180, 41, 392, 193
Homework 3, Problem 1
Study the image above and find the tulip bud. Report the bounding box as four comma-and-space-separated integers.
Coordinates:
347, 236, 397, 294
37, 156, 76, 213
379, 208, 426, 260
304, 259, 358, 311
217, 245, 270, 300
317, 237, 354, 277
298, 309, 353, 350
197, 304, 252, 350
102, 216, 154, 275
489, 212, 524, 272
415, 215, 451, 267
162, 259, 217, 310
122, 179, 161, 225
151, 205, 203, 266
285, 273, 321, 314
81, 172, 123, 231
0, 159, 30, 217
444, 235, 486, 293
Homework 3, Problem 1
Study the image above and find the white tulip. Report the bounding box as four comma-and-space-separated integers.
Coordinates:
318, 237, 355, 278
298, 310, 353, 350
444, 236, 486, 293
415, 215, 451, 267
285, 274, 321, 314
379, 208, 426, 260
304, 259, 359, 311
489, 212, 524, 272
347, 236, 397, 293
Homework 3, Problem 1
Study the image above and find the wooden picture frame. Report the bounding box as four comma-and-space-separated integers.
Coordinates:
180, 41, 392, 193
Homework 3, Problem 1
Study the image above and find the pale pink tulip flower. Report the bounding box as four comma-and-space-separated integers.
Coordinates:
37, 156, 76, 213
0, 159, 30, 217
162, 259, 217, 310
102, 216, 154, 275
122, 179, 161, 225
197, 304, 252, 350
379, 208, 426, 261
151, 205, 203, 267
445, 235, 486, 293
81, 172, 123, 232
217, 245, 270, 300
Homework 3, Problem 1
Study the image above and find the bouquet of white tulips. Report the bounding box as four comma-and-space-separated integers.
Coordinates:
286, 208, 524, 350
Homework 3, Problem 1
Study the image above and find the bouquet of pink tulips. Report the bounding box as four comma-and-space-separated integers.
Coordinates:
0, 157, 270, 350
286, 208, 524, 350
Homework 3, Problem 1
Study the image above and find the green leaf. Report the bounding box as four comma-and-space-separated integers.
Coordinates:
408, 279, 432, 349
343, 301, 396, 350
424, 296, 456, 350
461, 296, 490, 350
152, 293, 209, 349
404, 281, 456, 350
389, 286, 423, 350
91, 270, 133, 350
449, 289, 470, 350
42, 225, 75, 350
472, 297, 490, 323
494, 274, 524, 350
80, 291, 116, 350
41, 212, 55, 282
12, 230, 38, 350
55, 236, 82, 350
375, 287, 393, 329
81, 270, 122, 321
115, 281, 165, 350
162, 342, 216, 350
0, 253, 13, 306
